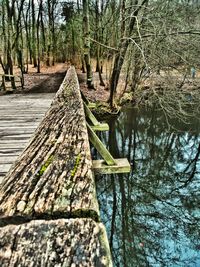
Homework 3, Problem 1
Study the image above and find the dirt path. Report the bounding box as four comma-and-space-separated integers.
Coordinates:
23, 63, 68, 94
0, 63, 68, 95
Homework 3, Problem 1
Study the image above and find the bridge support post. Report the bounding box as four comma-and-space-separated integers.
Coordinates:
82, 92, 131, 174
87, 122, 116, 165
87, 123, 131, 174
83, 101, 109, 131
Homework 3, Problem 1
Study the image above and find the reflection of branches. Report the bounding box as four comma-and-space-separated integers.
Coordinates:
96, 106, 200, 267
109, 175, 117, 254
174, 143, 200, 189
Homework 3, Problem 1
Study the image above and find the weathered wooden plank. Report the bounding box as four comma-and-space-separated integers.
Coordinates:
0, 140, 29, 144
93, 158, 131, 174
0, 123, 39, 127
0, 129, 37, 135
0, 113, 48, 117
0, 93, 54, 179
0, 218, 112, 267
0, 67, 99, 221
87, 123, 116, 166
0, 117, 44, 121
0, 165, 11, 182
0, 150, 22, 154
0, 156, 18, 164
0, 164, 11, 172
0, 135, 32, 140
0, 176, 6, 182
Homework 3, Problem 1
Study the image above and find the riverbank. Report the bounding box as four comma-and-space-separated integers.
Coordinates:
78, 69, 200, 121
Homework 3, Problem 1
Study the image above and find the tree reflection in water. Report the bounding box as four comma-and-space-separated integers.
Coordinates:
95, 107, 200, 267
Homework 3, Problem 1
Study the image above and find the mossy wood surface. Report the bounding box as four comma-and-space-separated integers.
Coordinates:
84, 102, 109, 131
87, 123, 116, 166
0, 67, 99, 222
0, 218, 112, 267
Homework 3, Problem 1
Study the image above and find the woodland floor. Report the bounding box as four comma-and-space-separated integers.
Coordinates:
20, 63, 68, 94
1, 63, 200, 103
0, 63, 110, 102
0, 63, 68, 95
77, 69, 110, 102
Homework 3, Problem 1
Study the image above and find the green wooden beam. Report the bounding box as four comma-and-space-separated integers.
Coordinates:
93, 158, 131, 174
91, 123, 109, 131
81, 91, 90, 104
87, 122, 116, 166
87, 103, 97, 108
84, 102, 109, 132
84, 102, 99, 126
81, 91, 105, 126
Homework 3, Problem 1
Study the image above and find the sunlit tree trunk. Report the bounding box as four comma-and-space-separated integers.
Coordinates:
31, 0, 37, 67
109, 0, 149, 108
83, 0, 94, 89
95, 0, 105, 86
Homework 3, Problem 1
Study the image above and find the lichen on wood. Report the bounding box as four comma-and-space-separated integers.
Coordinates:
0, 218, 112, 267
0, 67, 99, 221
0, 67, 112, 267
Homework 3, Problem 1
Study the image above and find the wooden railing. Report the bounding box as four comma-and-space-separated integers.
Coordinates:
0, 67, 113, 266
0, 74, 24, 91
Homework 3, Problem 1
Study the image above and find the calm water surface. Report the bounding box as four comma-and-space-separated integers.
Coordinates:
95, 107, 200, 267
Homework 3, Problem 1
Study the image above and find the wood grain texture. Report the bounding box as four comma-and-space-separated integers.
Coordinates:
0, 93, 53, 182
0, 218, 112, 267
0, 67, 99, 222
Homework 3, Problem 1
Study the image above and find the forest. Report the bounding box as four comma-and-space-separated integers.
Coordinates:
0, 0, 200, 116
0, 1, 200, 266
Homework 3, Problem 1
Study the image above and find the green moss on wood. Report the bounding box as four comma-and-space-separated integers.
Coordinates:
54, 154, 81, 210
36, 155, 54, 177
70, 153, 81, 178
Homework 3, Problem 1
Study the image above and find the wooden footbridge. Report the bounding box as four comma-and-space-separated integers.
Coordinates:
0, 67, 130, 266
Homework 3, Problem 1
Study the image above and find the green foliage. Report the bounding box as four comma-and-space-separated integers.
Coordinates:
61, 2, 75, 23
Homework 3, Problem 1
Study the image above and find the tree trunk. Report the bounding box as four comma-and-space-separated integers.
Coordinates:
36, 0, 42, 73
31, 0, 37, 67
108, 0, 149, 108
95, 0, 105, 86
83, 0, 94, 89
40, 0, 46, 60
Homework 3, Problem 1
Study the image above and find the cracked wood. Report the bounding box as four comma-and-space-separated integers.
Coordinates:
0, 67, 99, 221
0, 218, 112, 267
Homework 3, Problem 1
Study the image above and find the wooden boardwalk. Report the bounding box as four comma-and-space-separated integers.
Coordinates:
0, 93, 54, 182
0, 67, 112, 266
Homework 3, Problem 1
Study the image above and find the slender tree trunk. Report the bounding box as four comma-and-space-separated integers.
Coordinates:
83, 0, 94, 89
37, 1, 42, 73
2, 0, 7, 73
40, 0, 46, 60
95, 0, 105, 86
22, 0, 31, 73
5, 0, 15, 88
108, 0, 149, 108
31, 0, 37, 67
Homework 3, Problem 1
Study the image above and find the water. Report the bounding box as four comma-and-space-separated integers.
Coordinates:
95, 106, 200, 267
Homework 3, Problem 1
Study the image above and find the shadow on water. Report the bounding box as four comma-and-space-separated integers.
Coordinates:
95, 106, 200, 267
